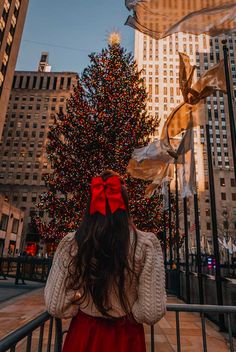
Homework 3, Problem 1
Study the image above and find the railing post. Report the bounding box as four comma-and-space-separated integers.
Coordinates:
151, 325, 155, 352
54, 319, 63, 352
0, 257, 7, 280
168, 183, 173, 269
194, 193, 204, 305
15, 260, 21, 285
183, 197, 190, 304
205, 124, 224, 330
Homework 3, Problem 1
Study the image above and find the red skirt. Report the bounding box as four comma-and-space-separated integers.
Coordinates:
62, 310, 146, 352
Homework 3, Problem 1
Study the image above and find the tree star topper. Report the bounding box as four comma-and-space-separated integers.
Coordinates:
108, 31, 121, 46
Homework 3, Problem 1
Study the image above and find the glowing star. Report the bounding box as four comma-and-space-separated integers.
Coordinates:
108, 31, 121, 46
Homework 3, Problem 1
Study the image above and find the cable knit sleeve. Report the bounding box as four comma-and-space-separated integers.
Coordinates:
132, 232, 166, 325
44, 233, 79, 319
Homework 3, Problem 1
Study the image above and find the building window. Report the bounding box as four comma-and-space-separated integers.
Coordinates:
53, 77, 57, 90
32, 193, 37, 202
12, 219, 19, 234
206, 222, 211, 230
67, 77, 71, 89
32, 76, 37, 89
232, 194, 236, 201
231, 179, 236, 187
22, 193, 27, 202
221, 193, 226, 200
46, 77, 51, 89
220, 178, 225, 187
13, 195, 18, 202
25, 76, 30, 89
0, 214, 9, 231
39, 76, 44, 89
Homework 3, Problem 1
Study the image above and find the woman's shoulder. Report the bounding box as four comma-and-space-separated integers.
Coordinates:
59, 231, 76, 244
135, 228, 159, 247
132, 228, 161, 261
55, 232, 77, 257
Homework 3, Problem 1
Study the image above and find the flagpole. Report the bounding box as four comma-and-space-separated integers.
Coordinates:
163, 210, 167, 267
183, 197, 190, 303
168, 183, 173, 269
206, 124, 224, 329
194, 192, 204, 304
189, 111, 203, 304
175, 161, 181, 298
222, 39, 236, 181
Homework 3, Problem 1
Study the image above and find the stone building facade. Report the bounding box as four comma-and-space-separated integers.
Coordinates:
0, 54, 78, 250
0, 194, 24, 256
0, 0, 29, 140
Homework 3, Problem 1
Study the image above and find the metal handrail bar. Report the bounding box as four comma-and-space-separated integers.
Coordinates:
0, 312, 50, 351
0, 312, 62, 352
164, 304, 236, 352
0, 305, 235, 352
167, 304, 236, 314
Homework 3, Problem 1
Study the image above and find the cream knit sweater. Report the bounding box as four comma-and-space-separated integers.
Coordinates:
44, 229, 166, 325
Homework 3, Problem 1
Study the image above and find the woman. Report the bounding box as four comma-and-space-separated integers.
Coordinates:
45, 170, 166, 352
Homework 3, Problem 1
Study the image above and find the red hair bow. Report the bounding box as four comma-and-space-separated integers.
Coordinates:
90, 176, 126, 216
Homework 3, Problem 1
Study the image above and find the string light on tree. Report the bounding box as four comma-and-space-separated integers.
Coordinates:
35, 41, 179, 244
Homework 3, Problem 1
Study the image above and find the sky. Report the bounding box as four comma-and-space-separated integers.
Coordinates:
16, 0, 134, 74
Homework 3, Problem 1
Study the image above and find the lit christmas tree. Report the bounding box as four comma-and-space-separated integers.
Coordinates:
36, 38, 168, 241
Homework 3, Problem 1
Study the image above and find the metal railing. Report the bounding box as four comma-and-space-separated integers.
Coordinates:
0, 312, 62, 352
0, 257, 52, 283
150, 304, 236, 352
0, 304, 235, 352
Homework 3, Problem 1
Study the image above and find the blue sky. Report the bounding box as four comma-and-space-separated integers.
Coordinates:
16, 0, 134, 74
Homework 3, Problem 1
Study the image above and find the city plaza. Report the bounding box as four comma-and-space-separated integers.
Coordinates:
0, 0, 236, 351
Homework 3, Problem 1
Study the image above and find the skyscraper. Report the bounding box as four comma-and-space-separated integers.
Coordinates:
0, 53, 78, 251
134, 30, 236, 251
0, 0, 29, 140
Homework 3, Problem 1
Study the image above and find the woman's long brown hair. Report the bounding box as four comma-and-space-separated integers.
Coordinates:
67, 170, 137, 318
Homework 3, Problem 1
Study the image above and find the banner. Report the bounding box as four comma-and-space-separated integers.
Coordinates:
161, 53, 226, 150
177, 129, 196, 198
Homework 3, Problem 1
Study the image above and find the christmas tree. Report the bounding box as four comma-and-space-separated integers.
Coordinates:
36, 38, 166, 241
